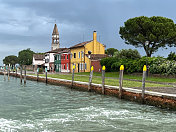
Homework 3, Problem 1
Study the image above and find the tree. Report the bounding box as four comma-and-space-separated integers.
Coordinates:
167, 52, 176, 61
105, 48, 118, 57
119, 16, 176, 57
18, 48, 34, 65
114, 49, 141, 59
3, 55, 18, 67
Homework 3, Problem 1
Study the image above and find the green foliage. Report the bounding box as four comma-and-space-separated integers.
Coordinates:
119, 16, 176, 57
3, 55, 18, 65
105, 48, 118, 56
18, 48, 34, 65
167, 52, 176, 61
100, 57, 117, 72
114, 49, 141, 59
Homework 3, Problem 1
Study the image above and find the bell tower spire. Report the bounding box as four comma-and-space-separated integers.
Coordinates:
51, 23, 60, 50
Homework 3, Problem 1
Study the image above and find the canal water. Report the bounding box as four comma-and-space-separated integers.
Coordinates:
1, 75, 176, 132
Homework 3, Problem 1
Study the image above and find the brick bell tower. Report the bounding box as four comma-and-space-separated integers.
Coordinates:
51, 24, 60, 50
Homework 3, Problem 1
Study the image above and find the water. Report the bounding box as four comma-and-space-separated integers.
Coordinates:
0, 75, 176, 132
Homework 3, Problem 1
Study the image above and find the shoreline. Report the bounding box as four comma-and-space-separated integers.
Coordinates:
1, 71, 176, 110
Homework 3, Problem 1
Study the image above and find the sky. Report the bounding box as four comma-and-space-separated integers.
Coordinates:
0, 0, 176, 65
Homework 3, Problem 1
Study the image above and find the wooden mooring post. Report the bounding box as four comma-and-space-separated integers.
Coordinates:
88, 66, 94, 92
16, 67, 17, 77
45, 67, 48, 84
4, 65, 6, 81
24, 66, 26, 84
71, 65, 75, 87
37, 68, 39, 81
8, 64, 10, 81
102, 66, 106, 94
142, 65, 147, 103
20, 66, 23, 84
119, 65, 124, 99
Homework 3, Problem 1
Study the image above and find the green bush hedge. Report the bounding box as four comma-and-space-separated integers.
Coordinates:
100, 56, 176, 75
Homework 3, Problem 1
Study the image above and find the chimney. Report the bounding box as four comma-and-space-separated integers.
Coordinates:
93, 31, 97, 54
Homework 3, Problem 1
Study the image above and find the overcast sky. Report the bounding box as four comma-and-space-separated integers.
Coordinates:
0, 0, 176, 65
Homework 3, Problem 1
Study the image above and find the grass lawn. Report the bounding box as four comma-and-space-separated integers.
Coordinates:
30, 73, 172, 88
75, 72, 176, 84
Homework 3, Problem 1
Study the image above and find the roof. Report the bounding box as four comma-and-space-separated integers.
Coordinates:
46, 48, 67, 53
33, 54, 45, 60
69, 40, 93, 49
86, 54, 108, 60
52, 24, 59, 35
54, 48, 70, 55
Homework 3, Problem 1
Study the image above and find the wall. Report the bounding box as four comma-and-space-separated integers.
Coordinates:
91, 60, 102, 72
70, 41, 105, 73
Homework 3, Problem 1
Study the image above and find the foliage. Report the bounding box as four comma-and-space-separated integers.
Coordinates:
100, 57, 117, 72
119, 16, 176, 57
114, 49, 141, 59
105, 48, 118, 56
167, 52, 176, 61
3, 55, 18, 66
18, 48, 34, 65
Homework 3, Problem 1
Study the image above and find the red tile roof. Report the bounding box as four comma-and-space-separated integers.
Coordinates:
46, 48, 67, 53
33, 54, 45, 60
69, 40, 93, 49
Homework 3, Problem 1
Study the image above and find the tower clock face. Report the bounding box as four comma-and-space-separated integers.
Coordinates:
52, 35, 56, 38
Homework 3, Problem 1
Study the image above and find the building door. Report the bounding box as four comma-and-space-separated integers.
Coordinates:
78, 64, 80, 72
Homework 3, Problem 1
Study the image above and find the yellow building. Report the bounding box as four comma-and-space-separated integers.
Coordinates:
70, 31, 106, 73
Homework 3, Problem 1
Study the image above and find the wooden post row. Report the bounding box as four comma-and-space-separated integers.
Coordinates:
119, 65, 124, 99
88, 66, 94, 91
71, 65, 75, 87
102, 66, 106, 94
142, 65, 147, 103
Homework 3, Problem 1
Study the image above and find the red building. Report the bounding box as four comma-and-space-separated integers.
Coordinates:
60, 49, 71, 73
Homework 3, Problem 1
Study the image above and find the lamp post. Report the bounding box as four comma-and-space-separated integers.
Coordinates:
145, 41, 149, 77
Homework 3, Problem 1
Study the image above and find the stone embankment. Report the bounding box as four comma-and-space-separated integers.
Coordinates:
1, 71, 176, 110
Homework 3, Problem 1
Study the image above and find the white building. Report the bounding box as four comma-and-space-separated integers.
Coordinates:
32, 54, 45, 71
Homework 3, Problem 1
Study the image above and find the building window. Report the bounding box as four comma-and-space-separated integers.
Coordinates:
54, 56, 57, 61
67, 63, 68, 70
59, 55, 61, 60
64, 55, 65, 60
85, 63, 87, 70
79, 52, 80, 58
81, 51, 84, 58
74, 53, 76, 58
67, 54, 68, 60
64, 64, 65, 69
80, 63, 84, 70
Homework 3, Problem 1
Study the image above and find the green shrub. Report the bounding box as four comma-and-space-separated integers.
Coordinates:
100, 57, 117, 72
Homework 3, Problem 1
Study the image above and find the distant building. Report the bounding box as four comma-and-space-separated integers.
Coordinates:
45, 48, 67, 71
32, 54, 45, 71
54, 49, 71, 73
69, 31, 106, 73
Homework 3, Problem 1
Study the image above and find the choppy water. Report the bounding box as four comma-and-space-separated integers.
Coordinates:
0, 75, 176, 132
